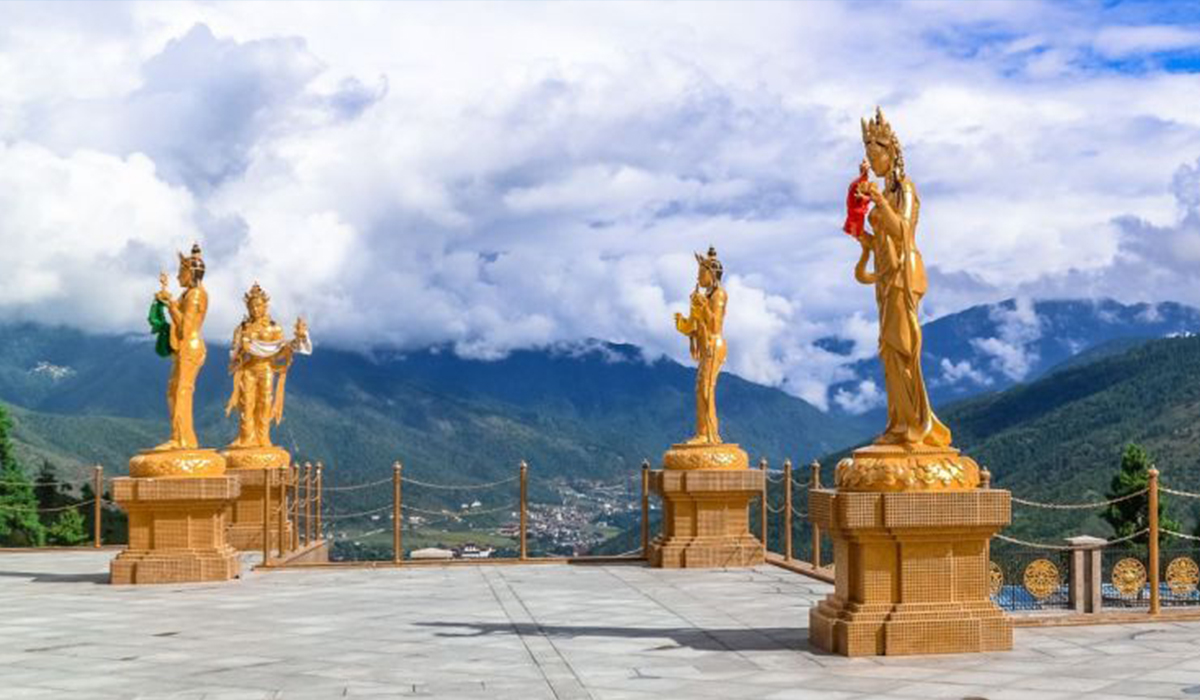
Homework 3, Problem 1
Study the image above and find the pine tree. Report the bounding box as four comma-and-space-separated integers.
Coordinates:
0, 403, 46, 546
35, 459, 74, 516
1102, 443, 1179, 547
46, 507, 87, 546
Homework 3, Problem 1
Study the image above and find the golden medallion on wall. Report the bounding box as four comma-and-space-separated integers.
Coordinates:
1111, 558, 1147, 597
1023, 559, 1060, 600
1166, 557, 1200, 596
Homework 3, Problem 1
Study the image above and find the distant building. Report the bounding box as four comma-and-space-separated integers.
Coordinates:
410, 547, 454, 560
458, 543, 494, 559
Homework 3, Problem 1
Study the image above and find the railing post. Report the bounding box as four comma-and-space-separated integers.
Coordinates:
640, 459, 650, 556
92, 466, 103, 548
291, 463, 300, 551
1065, 535, 1105, 613
304, 462, 314, 545
783, 459, 793, 561
759, 458, 768, 551
315, 462, 324, 541
393, 461, 403, 564
1149, 465, 1160, 616
519, 460, 529, 561
276, 465, 287, 556
810, 460, 822, 568
262, 469, 273, 565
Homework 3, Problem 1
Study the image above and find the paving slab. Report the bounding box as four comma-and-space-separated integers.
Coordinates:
5, 551, 1200, 698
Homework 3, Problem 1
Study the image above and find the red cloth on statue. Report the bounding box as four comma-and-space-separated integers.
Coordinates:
843, 173, 870, 237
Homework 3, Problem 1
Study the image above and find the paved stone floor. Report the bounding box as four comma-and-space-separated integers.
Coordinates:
3, 552, 1200, 699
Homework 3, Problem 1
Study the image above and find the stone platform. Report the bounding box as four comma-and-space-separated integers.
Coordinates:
809, 488, 1013, 656
223, 463, 295, 551
5, 551, 1200, 699
110, 476, 241, 585
648, 467, 764, 568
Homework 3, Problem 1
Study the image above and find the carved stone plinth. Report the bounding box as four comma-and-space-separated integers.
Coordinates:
808, 488, 1013, 656
110, 474, 241, 585
222, 447, 293, 551
648, 443, 764, 568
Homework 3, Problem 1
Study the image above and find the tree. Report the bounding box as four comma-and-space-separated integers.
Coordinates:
35, 459, 73, 514
0, 403, 46, 546
1102, 443, 1179, 546
46, 507, 87, 546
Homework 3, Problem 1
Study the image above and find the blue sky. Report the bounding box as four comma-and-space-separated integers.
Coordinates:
0, 1, 1199, 410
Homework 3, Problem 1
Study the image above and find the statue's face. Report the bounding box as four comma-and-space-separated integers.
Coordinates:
697, 266, 714, 288
177, 263, 193, 288
249, 297, 268, 321
866, 140, 893, 177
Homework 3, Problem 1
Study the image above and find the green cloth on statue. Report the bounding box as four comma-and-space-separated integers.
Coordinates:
147, 300, 173, 357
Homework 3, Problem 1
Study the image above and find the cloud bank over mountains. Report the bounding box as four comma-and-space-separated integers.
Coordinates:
1, 1, 1199, 409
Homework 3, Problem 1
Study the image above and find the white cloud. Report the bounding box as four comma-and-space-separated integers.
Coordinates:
833, 380, 885, 416
938, 358, 994, 388
0, 2, 1199, 410
970, 297, 1043, 381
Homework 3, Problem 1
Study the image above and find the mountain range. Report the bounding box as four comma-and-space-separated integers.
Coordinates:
3, 296, 1198, 529
0, 324, 869, 509
824, 298, 1200, 416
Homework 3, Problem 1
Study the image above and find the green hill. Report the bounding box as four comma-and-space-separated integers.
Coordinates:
0, 323, 872, 514
942, 334, 1200, 540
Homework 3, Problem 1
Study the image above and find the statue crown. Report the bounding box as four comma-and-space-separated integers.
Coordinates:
861, 106, 897, 147
244, 282, 270, 306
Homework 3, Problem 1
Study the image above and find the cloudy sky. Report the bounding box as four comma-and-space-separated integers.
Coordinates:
2, 1, 1200, 409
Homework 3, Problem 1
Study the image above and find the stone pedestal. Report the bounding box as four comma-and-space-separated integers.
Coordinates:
110, 465, 241, 585
648, 443, 765, 568
222, 447, 293, 551
808, 487, 1013, 656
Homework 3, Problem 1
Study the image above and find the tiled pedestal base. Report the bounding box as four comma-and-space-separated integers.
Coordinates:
110, 476, 241, 585
808, 488, 1013, 656
223, 447, 293, 551
649, 446, 764, 568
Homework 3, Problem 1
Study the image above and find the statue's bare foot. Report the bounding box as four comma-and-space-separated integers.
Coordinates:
152, 439, 180, 451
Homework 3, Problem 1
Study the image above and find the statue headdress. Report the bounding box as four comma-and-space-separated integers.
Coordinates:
861, 106, 905, 186
177, 243, 205, 283
244, 282, 270, 307
694, 245, 723, 283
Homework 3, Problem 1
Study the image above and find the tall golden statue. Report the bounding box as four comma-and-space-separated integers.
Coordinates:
835, 107, 978, 491
127, 244, 226, 477
225, 283, 311, 449
220, 282, 310, 550
852, 108, 951, 449
649, 245, 760, 569
154, 244, 209, 451
674, 247, 727, 445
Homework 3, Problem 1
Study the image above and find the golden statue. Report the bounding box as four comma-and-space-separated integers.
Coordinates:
836, 108, 978, 491
225, 283, 311, 449
650, 245, 758, 569
674, 247, 727, 445
155, 244, 209, 451
129, 244, 226, 478
660, 246, 747, 472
